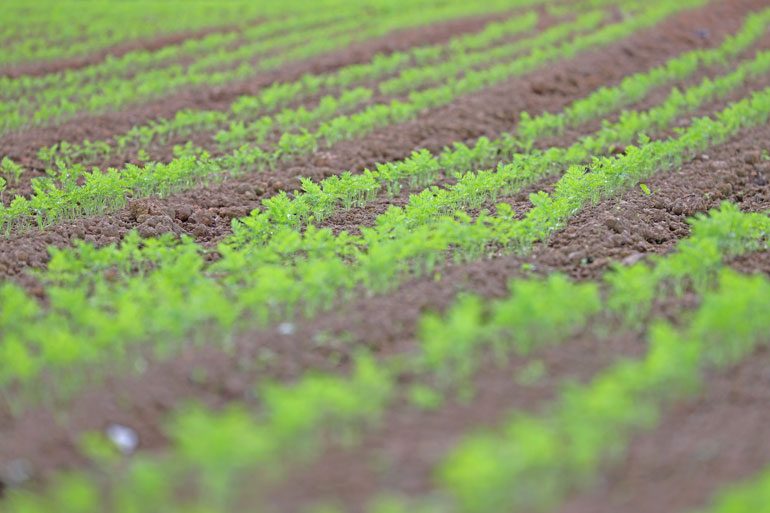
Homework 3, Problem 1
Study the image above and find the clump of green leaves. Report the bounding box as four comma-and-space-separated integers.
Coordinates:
0, 157, 23, 184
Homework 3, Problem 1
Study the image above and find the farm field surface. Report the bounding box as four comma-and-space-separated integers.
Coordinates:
1, 0, 770, 511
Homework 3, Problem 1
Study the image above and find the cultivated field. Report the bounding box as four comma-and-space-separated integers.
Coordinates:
1, 0, 769, 511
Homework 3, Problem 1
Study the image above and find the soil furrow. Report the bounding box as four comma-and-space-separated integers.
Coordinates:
1, 94, 767, 490
535, 116, 770, 282
1, 0, 760, 282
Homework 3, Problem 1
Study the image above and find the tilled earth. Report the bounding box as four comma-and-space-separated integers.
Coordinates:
1, 0, 770, 511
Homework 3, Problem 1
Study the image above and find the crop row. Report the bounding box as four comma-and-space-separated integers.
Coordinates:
1, 15, 367, 131
4, 0, 530, 69
13, 0, 634, 104
35, 9, 546, 168
0, 0, 286, 68
0, 9, 372, 101
30, 0, 656, 170
1, 0, 543, 134
438, 265, 770, 513
30, 8, 566, 169
20, 17, 770, 289
226, 42, 770, 244
3, 202, 768, 512
2, 68, 769, 407
211, 9, 591, 152
0, 0, 707, 233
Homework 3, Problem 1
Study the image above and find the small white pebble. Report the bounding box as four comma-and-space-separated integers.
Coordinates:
106, 424, 139, 455
278, 322, 295, 335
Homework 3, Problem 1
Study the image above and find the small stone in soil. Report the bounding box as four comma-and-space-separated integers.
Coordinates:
278, 322, 296, 335
106, 424, 139, 455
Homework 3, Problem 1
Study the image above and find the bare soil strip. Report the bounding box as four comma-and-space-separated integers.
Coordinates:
1, 0, 761, 282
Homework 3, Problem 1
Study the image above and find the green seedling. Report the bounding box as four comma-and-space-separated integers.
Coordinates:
0, 157, 23, 184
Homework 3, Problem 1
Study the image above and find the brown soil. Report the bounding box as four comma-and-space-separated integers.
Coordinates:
2, 0, 770, 508
1, 0, 761, 282
530, 102, 770, 281
245, 117, 770, 513
728, 249, 770, 275
1, 90, 768, 491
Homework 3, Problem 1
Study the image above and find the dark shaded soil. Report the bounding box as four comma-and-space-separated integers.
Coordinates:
1, 91, 768, 491
1, 0, 763, 282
